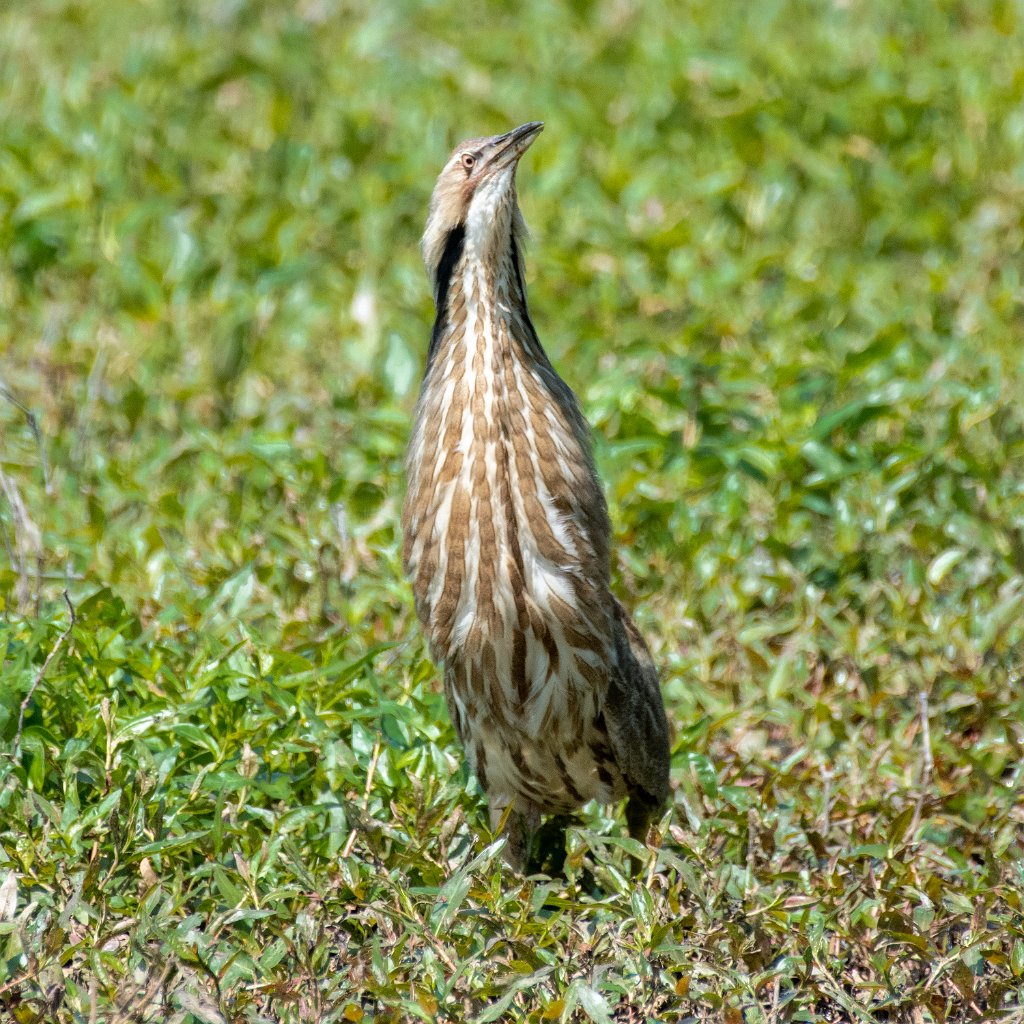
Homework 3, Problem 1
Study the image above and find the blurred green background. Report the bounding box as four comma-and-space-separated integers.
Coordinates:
1, 0, 1023, 1020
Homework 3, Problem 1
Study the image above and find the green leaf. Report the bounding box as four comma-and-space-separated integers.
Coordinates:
576, 983, 614, 1024
927, 548, 965, 585
431, 839, 504, 934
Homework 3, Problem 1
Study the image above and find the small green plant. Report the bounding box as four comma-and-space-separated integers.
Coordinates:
1, 1, 1022, 1020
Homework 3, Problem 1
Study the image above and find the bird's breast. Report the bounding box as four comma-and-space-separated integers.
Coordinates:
403, 307, 615, 733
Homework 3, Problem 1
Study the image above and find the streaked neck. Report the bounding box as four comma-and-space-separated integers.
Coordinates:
427, 227, 536, 377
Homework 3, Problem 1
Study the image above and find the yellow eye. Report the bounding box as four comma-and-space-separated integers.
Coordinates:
460, 153, 476, 171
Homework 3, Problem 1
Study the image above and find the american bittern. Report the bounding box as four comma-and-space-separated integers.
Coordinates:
402, 122, 670, 872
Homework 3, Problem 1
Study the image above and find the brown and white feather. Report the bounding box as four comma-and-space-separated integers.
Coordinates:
403, 123, 669, 868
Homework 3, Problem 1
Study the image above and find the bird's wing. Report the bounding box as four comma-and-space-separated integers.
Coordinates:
602, 599, 671, 805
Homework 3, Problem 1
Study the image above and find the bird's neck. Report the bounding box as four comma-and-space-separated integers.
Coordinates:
460, 242, 524, 333
427, 231, 543, 382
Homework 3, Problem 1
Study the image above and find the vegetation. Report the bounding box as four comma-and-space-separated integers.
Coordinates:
2, 0, 1023, 1020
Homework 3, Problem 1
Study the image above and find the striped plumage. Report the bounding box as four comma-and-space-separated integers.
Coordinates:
402, 122, 670, 871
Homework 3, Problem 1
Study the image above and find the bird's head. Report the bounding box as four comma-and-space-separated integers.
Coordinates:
421, 122, 543, 295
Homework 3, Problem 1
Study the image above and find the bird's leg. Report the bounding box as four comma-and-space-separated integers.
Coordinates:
532, 814, 575, 877
625, 790, 661, 874
490, 799, 539, 873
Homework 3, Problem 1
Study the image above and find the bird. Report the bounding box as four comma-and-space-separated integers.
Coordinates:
402, 122, 670, 872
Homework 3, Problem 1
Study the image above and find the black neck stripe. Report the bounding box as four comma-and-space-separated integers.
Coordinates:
426, 224, 466, 372
510, 232, 546, 356
510, 232, 527, 304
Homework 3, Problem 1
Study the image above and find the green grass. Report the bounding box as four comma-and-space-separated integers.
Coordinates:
2, 0, 1023, 1020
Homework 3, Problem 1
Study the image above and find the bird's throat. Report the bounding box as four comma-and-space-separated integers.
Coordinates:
429, 237, 536, 403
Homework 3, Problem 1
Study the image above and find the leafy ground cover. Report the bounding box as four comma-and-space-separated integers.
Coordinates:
1, 0, 1023, 1020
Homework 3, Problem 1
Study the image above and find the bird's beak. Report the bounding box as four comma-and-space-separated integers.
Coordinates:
483, 122, 544, 174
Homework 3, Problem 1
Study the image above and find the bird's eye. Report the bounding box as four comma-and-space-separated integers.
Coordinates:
460, 153, 476, 171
